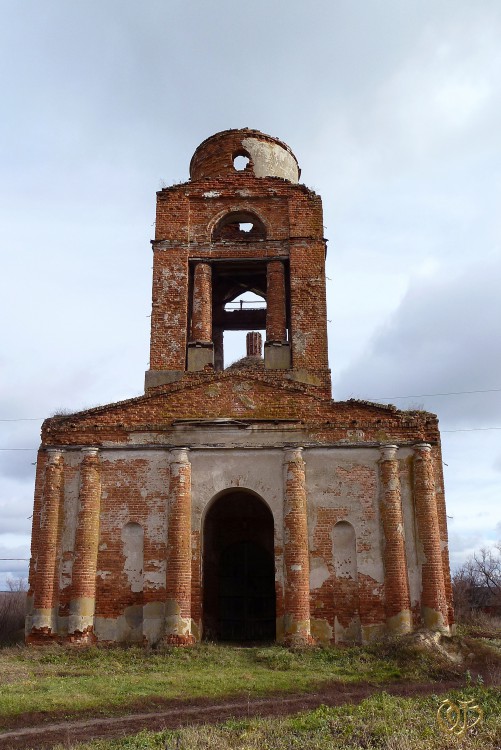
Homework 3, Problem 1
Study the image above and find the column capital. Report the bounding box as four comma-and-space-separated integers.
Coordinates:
170, 447, 190, 464
379, 444, 398, 461
414, 442, 432, 457
283, 446, 303, 463
81, 447, 99, 456
46, 448, 64, 464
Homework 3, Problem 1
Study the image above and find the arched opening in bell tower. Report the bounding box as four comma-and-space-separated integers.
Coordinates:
186, 206, 292, 373
202, 490, 276, 643
223, 291, 266, 367
188, 258, 291, 371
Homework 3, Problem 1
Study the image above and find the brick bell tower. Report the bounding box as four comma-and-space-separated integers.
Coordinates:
27, 128, 453, 647
145, 128, 331, 394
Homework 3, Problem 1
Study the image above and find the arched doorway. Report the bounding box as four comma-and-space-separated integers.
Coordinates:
203, 490, 276, 642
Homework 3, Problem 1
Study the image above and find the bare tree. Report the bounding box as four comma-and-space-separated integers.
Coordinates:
452, 543, 501, 622
472, 543, 501, 600
7, 577, 28, 593
0, 579, 27, 645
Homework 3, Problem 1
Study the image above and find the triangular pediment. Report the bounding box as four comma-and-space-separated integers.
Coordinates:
42, 370, 328, 438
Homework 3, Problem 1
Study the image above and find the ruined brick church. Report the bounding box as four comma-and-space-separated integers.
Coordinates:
27, 128, 454, 645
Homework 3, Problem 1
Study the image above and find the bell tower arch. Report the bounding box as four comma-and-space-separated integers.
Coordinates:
145, 128, 330, 392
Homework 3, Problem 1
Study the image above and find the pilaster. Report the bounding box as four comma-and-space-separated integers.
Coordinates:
68, 447, 101, 643
29, 449, 64, 639
378, 445, 411, 634
282, 447, 312, 644
413, 443, 449, 630
165, 448, 195, 644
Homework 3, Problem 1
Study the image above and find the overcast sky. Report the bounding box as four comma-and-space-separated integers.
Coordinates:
1, 0, 500, 589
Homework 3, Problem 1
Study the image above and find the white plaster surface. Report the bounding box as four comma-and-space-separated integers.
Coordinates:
309, 558, 330, 589
122, 522, 144, 593
305, 448, 385, 585
242, 137, 299, 183
398, 448, 422, 607
59, 452, 81, 592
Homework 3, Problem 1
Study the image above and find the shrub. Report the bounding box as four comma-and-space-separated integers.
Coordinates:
0, 579, 27, 645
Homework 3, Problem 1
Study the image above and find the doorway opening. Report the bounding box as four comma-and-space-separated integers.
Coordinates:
203, 490, 276, 643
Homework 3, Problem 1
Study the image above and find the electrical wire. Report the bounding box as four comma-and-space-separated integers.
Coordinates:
0, 388, 500, 444
364, 388, 501, 400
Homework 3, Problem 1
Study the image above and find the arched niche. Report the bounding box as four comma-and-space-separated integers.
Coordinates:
118, 522, 144, 643
121, 522, 144, 594
332, 520, 361, 643
332, 521, 358, 580
212, 211, 267, 242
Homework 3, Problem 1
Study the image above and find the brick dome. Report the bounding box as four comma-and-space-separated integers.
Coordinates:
189, 128, 300, 183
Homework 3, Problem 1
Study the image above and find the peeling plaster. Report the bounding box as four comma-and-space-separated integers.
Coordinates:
309, 559, 330, 590
241, 137, 299, 183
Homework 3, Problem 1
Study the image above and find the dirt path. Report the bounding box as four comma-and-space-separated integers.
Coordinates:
0, 679, 473, 750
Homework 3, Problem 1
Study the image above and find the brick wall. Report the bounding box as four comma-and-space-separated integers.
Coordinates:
27, 129, 454, 646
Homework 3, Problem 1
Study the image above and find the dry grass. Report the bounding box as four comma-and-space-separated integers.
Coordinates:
0, 636, 477, 725
51, 687, 501, 749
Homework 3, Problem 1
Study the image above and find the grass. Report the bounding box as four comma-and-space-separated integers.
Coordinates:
0, 640, 467, 726
47, 687, 501, 749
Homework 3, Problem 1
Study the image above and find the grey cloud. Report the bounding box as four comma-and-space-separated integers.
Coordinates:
0, 483, 35, 536
0, 540, 30, 590
336, 258, 501, 429
0, 452, 37, 483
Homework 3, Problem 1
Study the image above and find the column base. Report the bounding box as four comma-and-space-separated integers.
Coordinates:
422, 606, 449, 632
283, 615, 314, 647
65, 627, 97, 645
386, 610, 412, 635
163, 633, 196, 647
26, 627, 58, 645
187, 342, 214, 371
283, 632, 315, 647
264, 342, 291, 370
145, 369, 185, 390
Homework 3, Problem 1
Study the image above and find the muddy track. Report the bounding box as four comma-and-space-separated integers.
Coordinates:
0, 678, 476, 750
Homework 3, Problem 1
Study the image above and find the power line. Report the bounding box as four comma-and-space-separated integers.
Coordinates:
442, 426, 501, 433
0, 388, 500, 424
365, 388, 501, 400
0, 418, 43, 422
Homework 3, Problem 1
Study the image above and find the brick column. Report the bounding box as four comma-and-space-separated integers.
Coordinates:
213, 326, 224, 371
283, 447, 312, 644
30, 449, 64, 638
68, 447, 101, 643
378, 445, 411, 634
246, 331, 262, 356
266, 260, 286, 342
413, 443, 448, 630
191, 262, 212, 343
165, 448, 195, 645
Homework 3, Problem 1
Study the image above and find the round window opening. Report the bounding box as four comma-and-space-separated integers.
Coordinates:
233, 154, 250, 171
